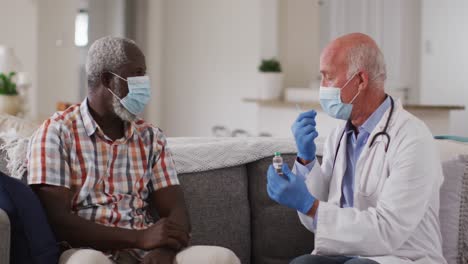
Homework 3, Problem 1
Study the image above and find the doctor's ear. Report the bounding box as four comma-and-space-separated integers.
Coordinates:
357, 71, 369, 92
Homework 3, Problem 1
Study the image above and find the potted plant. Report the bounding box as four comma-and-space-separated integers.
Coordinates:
0, 71, 20, 115
258, 58, 283, 100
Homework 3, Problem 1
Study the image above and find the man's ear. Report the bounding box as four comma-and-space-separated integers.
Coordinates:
100, 72, 113, 89
357, 71, 369, 92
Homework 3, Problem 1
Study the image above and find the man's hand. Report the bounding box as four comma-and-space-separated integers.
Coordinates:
142, 248, 176, 264
267, 164, 316, 214
292, 110, 319, 162
136, 218, 190, 251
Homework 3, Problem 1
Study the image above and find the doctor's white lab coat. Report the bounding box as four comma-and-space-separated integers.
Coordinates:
297, 100, 447, 264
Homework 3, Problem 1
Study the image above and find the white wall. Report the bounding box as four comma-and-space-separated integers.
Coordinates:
420, 0, 468, 136
279, 0, 321, 88
0, 0, 81, 121
88, 0, 126, 43
259, 0, 279, 59
0, 0, 38, 118
321, 0, 422, 103
36, 0, 80, 120
160, 0, 260, 136
399, 0, 422, 103
8, 0, 463, 137
143, 0, 164, 127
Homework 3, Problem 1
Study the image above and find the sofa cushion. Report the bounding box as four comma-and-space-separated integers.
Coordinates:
436, 139, 468, 264
0, 208, 10, 264
178, 165, 251, 264
248, 155, 314, 264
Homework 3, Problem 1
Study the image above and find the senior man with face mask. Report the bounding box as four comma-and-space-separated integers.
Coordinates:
266, 33, 447, 264
27, 36, 240, 264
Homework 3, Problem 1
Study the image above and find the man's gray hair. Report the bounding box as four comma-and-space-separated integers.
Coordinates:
346, 43, 387, 85
86, 36, 138, 87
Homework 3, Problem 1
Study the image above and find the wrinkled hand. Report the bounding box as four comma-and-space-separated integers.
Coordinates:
292, 110, 319, 161
267, 164, 315, 214
142, 248, 176, 264
136, 218, 190, 251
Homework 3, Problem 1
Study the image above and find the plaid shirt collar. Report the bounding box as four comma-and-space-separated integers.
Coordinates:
80, 98, 135, 141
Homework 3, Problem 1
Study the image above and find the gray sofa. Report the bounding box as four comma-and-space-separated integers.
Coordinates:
0, 208, 10, 263
1, 136, 467, 264
176, 154, 315, 264
0, 151, 314, 264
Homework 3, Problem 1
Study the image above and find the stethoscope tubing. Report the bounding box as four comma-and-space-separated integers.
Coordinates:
331, 96, 394, 172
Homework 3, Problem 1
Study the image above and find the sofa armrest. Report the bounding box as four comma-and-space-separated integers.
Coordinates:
0, 208, 10, 264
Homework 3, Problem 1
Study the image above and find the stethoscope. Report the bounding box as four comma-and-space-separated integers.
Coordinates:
331, 96, 394, 172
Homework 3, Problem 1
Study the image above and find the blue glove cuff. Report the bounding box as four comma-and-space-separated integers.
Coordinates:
297, 153, 316, 162
299, 193, 316, 215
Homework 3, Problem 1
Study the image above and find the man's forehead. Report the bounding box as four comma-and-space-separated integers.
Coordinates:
122, 60, 146, 68
123, 44, 145, 60
121, 47, 146, 70
115, 61, 146, 75
320, 45, 347, 73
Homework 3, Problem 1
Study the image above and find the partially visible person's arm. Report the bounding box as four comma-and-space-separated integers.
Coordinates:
143, 129, 191, 263
147, 128, 191, 236
32, 185, 187, 251
33, 185, 135, 249
144, 185, 191, 262
148, 186, 191, 235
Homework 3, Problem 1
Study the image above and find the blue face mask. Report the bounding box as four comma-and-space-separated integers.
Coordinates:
108, 72, 151, 115
319, 72, 360, 120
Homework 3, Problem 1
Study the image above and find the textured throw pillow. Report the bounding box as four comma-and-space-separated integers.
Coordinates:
436, 139, 468, 264
0, 115, 39, 179
0, 114, 39, 137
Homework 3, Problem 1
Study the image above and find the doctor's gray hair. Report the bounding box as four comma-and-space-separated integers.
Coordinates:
86, 36, 139, 88
346, 43, 387, 85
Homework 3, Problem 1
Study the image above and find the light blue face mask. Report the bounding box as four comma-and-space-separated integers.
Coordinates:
319, 72, 360, 120
108, 72, 151, 115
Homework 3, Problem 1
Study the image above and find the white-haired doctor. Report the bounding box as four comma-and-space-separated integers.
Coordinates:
266, 33, 447, 264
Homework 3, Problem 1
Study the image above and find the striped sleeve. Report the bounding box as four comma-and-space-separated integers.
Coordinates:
149, 128, 179, 192
27, 119, 71, 188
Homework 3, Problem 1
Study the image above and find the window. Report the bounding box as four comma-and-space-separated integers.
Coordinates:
75, 9, 89, 47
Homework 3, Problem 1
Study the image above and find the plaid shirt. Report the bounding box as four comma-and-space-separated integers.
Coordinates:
27, 98, 179, 259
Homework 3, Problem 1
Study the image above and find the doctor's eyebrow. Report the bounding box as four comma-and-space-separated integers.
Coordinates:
320, 71, 334, 80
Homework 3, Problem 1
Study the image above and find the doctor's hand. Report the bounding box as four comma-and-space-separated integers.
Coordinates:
292, 110, 318, 162
267, 164, 315, 214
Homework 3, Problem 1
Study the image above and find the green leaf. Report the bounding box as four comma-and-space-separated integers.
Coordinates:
258, 58, 282, 73
0, 71, 18, 95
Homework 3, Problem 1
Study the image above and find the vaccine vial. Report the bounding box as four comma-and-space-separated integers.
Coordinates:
273, 152, 283, 176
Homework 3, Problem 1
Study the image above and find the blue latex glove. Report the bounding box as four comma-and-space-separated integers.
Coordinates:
291, 110, 319, 161
267, 163, 315, 214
